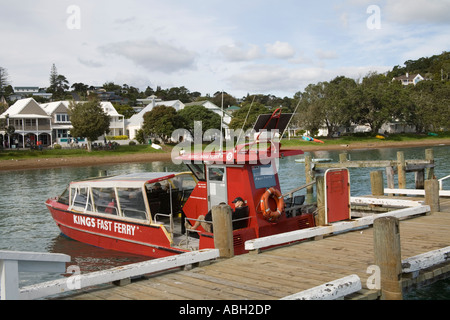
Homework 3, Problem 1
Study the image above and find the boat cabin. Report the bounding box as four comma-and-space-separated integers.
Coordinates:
59, 172, 197, 229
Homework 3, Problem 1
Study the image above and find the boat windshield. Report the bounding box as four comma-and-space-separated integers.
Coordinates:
92, 188, 118, 216
117, 188, 147, 220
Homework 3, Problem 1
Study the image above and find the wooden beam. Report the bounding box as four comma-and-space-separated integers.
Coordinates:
402, 246, 450, 274
245, 205, 430, 252
19, 249, 220, 300
281, 274, 362, 300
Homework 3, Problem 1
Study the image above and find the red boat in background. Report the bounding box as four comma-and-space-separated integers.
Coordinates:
46, 110, 317, 258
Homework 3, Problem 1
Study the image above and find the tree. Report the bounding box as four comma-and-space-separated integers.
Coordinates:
294, 83, 327, 136
178, 105, 221, 138
353, 72, 406, 134
48, 64, 70, 100
68, 100, 110, 152
0, 67, 10, 96
322, 76, 358, 137
142, 105, 186, 144
228, 102, 269, 131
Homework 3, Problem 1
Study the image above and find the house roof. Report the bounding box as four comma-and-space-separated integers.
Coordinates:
128, 100, 185, 125
0, 98, 50, 119
41, 101, 70, 115
393, 73, 422, 81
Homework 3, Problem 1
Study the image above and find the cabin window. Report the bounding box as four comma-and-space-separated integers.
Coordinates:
186, 163, 206, 181
92, 188, 118, 215
58, 187, 70, 205
252, 164, 277, 189
117, 188, 147, 220
208, 167, 225, 182
71, 187, 92, 211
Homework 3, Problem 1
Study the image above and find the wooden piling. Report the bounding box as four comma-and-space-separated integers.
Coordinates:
316, 176, 326, 227
339, 153, 348, 163
211, 204, 234, 258
397, 151, 406, 190
305, 155, 314, 204
425, 149, 435, 180
370, 171, 384, 196
425, 179, 440, 213
373, 217, 403, 300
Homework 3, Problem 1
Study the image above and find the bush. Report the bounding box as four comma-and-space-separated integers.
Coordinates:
54, 144, 62, 150
105, 135, 129, 141
129, 141, 136, 146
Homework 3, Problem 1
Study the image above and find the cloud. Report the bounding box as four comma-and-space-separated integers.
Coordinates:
99, 38, 197, 73
219, 43, 262, 62
385, 0, 450, 25
265, 41, 296, 59
78, 58, 103, 68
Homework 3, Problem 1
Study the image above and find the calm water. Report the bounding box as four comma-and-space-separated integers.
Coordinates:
0, 145, 449, 298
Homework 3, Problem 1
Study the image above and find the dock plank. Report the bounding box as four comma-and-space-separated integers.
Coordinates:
61, 200, 450, 301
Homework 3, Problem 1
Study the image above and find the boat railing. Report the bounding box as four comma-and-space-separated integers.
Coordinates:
154, 212, 175, 238
439, 174, 450, 190
282, 181, 316, 199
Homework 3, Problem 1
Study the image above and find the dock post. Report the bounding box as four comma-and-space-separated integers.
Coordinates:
373, 217, 403, 300
339, 153, 347, 163
211, 204, 234, 259
305, 155, 314, 204
370, 171, 384, 196
316, 176, 326, 227
425, 179, 440, 213
397, 151, 406, 190
425, 149, 435, 180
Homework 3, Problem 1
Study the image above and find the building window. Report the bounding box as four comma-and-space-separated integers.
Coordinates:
56, 114, 70, 123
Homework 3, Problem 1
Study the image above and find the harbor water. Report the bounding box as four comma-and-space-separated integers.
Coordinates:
0, 145, 449, 299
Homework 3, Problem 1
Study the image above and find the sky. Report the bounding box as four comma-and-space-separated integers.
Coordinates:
1, 0, 449, 98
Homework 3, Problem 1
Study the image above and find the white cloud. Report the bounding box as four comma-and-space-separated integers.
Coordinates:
265, 41, 296, 59
385, 0, 450, 25
219, 43, 262, 62
99, 38, 197, 73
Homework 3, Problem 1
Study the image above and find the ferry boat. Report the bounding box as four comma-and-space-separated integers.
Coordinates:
46, 110, 317, 258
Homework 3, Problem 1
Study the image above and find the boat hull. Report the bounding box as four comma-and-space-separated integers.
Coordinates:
46, 199, 188, 259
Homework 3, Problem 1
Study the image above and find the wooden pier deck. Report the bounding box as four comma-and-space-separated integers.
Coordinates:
62, 196, 450, 301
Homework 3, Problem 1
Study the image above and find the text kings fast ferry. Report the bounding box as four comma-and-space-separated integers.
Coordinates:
46, 110, 318, 258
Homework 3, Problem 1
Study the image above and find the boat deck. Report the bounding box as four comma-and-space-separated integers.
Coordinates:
62, 196, 450, 300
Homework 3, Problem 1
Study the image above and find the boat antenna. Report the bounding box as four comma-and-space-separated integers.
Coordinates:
236, 95, 256, 147
280, 98, 302, 140
219, 91, 224, 152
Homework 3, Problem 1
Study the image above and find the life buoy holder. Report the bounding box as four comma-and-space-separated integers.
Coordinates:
260, 187, 284, 223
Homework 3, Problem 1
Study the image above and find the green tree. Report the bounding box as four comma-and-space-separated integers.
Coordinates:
228, 102, 269, 131
353, 72, 406, 134
48, 64, 70, 100
294, 83, 326, 136
178, 105, 221, 138
0, 67, 10, 96
142, 105, 186, 143
68, 100, 110, 152
322, 76, 358, 137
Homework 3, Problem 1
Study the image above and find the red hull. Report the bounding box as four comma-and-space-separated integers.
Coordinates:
46, 199, 188, 259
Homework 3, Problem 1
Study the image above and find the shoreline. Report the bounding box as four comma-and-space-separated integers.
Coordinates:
1, 139, 449, 172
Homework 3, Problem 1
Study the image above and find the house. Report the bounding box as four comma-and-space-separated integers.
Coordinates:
41, 101, 73, 145
0, 98, 126, 148
126, 99, 185, 140
0, 98, 52, 148
184, 100, 233, 140
393, 73, 425, 86
10, 87, 52, 102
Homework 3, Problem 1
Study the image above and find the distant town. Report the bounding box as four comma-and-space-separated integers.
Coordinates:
0, 51, 449, 149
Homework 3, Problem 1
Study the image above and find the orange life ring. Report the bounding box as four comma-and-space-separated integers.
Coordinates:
260, 187, 284, 223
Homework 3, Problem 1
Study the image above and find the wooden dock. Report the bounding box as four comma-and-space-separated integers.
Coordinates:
60, 195, 450, 301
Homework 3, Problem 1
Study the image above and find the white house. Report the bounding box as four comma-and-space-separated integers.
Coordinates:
0, 98, 52, 148
393, 73, 425, 86
126, 100, 185, 140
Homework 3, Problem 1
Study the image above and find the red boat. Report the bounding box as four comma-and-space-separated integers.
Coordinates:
46, 110, 317, 258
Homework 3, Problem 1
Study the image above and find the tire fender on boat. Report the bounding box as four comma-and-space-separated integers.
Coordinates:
260, 187, 284, 223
